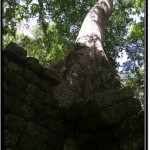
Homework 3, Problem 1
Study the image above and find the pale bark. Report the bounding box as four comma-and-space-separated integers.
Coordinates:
52, 0, 122, 108
75, 0, 113, 52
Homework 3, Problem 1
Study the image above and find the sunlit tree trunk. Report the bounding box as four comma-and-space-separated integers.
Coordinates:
76, 0, 113, 53
52, 0, 122, 107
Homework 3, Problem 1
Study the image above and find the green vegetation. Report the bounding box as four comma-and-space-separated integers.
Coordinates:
2, 0, 144, 103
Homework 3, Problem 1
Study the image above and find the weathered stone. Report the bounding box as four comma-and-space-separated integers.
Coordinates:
24, 95, 46, 112
41, 68, 61, 85
43, 105, 65, 121
113, 113, 143, 137
43, 93, 58, 107
25, 83, 37, 93
25, 83, 45, 99
97, 142, 120, 150
3, 42, 144, 150
87, 98, 142, 129
6, 148, 19, 150
100, 98, 142, 125
76, 132, 91, 146
40, 80, 54, 92
3, 81, 8, 93
9, 99, 36, 120
75, 118, 90, 133
138, 110, 144, 128
19, 134, 52, 150
95, 87, 134, 109
4, 94, 15, 111
26, 121, 50, 142
4, 130, 20, 148
7, 84, 26, 100
26, 121, 64, 148
54, 82, 82, 107
3, 67, 7, 76
31, 111, 49, 128
3, 56, 9, 66
26, 57, 43, 73
4, 42, 27, 57
24, 69, 41, 85
2, 43, 27, 64
65, 102, 99, 120
4, 114, 26, 133
7, 60, 24, 75
5, 68, 27, 89
119, 132, 144, 150
48, 119, 66, 136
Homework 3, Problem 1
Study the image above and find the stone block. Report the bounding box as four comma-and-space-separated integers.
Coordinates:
26, 121, 64, 148
7, 60, 24, 75
76, 132, 91, 146
43, 106, 65, 121
7, 84, 26, 100
6, 148, 19, 150
41, 68, 61, 85
100, 98, 142, 125
26, 121, 50, 142
26, 57, 43, 73
48, 119, 66, 136
45, 131, 65, 148
113, 114, 143, 137
4, 94, 15, 111
76, 118, 90, 132
3, 81, 8, 93
119, 132, 144, 150
87, 98, 142, 129
19, 134, 52, 150
4, 114, 26, 133
98, 142, 120, 150
24, 69, 41, 85
4, 42, 27, 57
25, 83, 37, 93
31, 111, 49, 128
8, 99, 36, 120
24, 95, 46, 112
25, 83, 45, 99
40, 80, 54, 92
4, 130, 20, 148
95, 87, 134, 109
3, 56, 9, 66
5, 69, 27, 90
43, 93, 58, 108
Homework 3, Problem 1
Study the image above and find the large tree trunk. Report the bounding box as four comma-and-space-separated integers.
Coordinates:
52, 0, 122, 107
75, 0, 113, 50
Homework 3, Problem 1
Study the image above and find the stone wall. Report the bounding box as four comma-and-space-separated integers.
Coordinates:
3, 43, 66, 150
3, 43, 144, 150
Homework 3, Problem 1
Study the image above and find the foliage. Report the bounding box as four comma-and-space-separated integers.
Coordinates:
123, 67, 144, 105
3, 23, 67, 67
120, 0, 145, 104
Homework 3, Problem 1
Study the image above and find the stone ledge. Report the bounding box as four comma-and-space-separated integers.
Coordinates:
3, 42, 61, 86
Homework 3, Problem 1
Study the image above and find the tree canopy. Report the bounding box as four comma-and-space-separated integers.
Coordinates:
2, 0, 144, 104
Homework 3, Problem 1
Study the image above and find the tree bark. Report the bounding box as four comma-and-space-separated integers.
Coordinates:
52, 0, 122, 108
75, 0, 113, 51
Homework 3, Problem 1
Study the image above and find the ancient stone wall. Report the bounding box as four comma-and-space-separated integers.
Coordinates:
3, 43, 144, 150
3, 43, 66, 150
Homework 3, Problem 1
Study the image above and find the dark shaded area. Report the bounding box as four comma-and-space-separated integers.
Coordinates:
3, 43, 144, 150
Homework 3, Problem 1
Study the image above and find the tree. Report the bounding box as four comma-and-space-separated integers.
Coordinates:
120, 0, 144, 105
3, 0, 144, 68
52, 0, 122, 107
